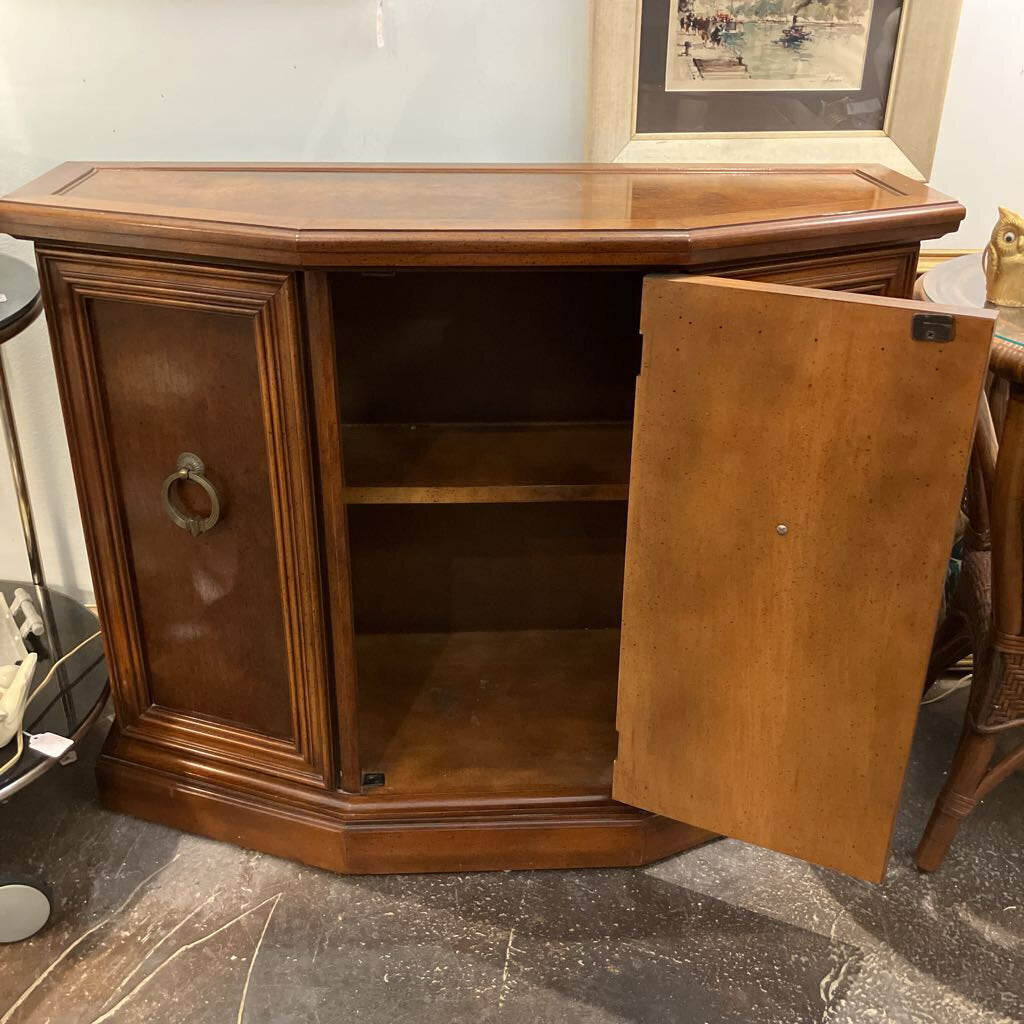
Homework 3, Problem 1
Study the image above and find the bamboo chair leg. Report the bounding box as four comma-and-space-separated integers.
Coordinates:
915, 727, 997, 872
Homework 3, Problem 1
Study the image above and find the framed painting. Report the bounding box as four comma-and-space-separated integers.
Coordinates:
587, 0, 962, 179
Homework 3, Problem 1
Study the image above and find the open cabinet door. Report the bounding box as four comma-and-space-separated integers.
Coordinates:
613, 276, 996, 882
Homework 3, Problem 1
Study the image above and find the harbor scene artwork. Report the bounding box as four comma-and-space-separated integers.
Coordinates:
665, 1, 876, 92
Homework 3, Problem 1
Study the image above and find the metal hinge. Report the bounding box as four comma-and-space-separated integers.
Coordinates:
912, 313, 956, 343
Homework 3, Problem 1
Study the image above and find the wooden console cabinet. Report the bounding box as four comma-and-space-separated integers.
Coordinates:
0, 164, 996, 881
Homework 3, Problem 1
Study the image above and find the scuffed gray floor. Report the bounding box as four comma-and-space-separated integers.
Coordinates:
1, 693, 1021, 1024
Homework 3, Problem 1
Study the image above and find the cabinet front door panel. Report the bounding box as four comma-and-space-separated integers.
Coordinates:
614, 276, 994, 882
40, 251, 332, 784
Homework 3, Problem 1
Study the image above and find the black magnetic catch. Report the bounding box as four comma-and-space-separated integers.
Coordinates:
361, 771, 386, 788
912, 313, 956, 343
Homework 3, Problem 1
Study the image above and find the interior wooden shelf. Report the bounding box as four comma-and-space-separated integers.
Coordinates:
342, 422, 632, 504
356, 629, 619, 797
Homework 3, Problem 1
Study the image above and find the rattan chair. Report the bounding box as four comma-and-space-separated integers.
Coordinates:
916, 332, 1024, 871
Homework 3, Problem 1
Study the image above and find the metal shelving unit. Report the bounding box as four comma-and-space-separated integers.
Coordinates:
0, 254, 109, 943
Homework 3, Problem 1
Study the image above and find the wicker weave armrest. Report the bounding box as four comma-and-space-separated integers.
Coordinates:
989, 332, 1024, 385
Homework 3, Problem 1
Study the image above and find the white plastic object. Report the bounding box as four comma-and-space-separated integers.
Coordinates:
27, 732, 73, 759
0, 880, 53, 942
0, 652, 37, 747
11, 589, 44, 637
0, 596, 28, 668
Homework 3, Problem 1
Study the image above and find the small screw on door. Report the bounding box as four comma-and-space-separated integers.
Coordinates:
776, 524, 789, 536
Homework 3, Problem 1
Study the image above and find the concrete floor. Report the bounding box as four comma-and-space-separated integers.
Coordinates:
1, 692, 1021, 1024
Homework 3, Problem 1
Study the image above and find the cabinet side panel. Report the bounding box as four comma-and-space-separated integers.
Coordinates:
708, 246, 920, 298
39, 250, 334, 785
87, 298, 291, 737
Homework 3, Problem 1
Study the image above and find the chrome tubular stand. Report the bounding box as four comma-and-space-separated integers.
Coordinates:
0, 261, 74, 718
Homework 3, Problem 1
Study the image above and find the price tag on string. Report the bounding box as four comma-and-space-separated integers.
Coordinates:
376, 0, 385, 48
27, 732, 74, 758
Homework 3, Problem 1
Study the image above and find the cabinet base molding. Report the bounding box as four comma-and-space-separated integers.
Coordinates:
96, 736, 716, 874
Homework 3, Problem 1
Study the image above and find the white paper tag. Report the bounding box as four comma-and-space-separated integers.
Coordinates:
27, 732, 74, 758
376, 0, 385, 48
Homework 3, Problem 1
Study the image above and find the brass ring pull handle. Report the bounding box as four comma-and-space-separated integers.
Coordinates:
161, 452, 221, 536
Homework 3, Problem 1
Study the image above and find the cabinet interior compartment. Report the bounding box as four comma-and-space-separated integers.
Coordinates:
331, 269, 644, 799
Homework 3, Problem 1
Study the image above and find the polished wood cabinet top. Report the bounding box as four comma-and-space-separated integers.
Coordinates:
0, 162, 963, 267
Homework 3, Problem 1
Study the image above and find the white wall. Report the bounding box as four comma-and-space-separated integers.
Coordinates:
0, 0, 1019, 599
929, 0, 1024, 251
0, 0, 588, 598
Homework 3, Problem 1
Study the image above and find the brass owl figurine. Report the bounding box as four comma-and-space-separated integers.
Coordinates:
984, 207, 1024, 308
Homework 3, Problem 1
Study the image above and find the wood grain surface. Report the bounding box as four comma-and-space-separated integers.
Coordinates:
357, 629, 619, 797
0, 163, 965, 266
39, 250, 335, 785
614, 276, 995, 882
341, 422, 632, 504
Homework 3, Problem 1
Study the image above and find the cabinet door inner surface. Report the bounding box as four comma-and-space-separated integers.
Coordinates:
613, 276, 995, 882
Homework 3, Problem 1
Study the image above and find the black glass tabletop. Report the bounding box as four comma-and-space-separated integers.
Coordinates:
0, 581, 108, 799
0, 257, 41, 337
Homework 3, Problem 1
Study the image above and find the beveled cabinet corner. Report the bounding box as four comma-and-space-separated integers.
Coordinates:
38, 250, 335, 788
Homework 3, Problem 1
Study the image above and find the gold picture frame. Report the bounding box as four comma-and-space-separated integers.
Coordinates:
587, 0, 962, 180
